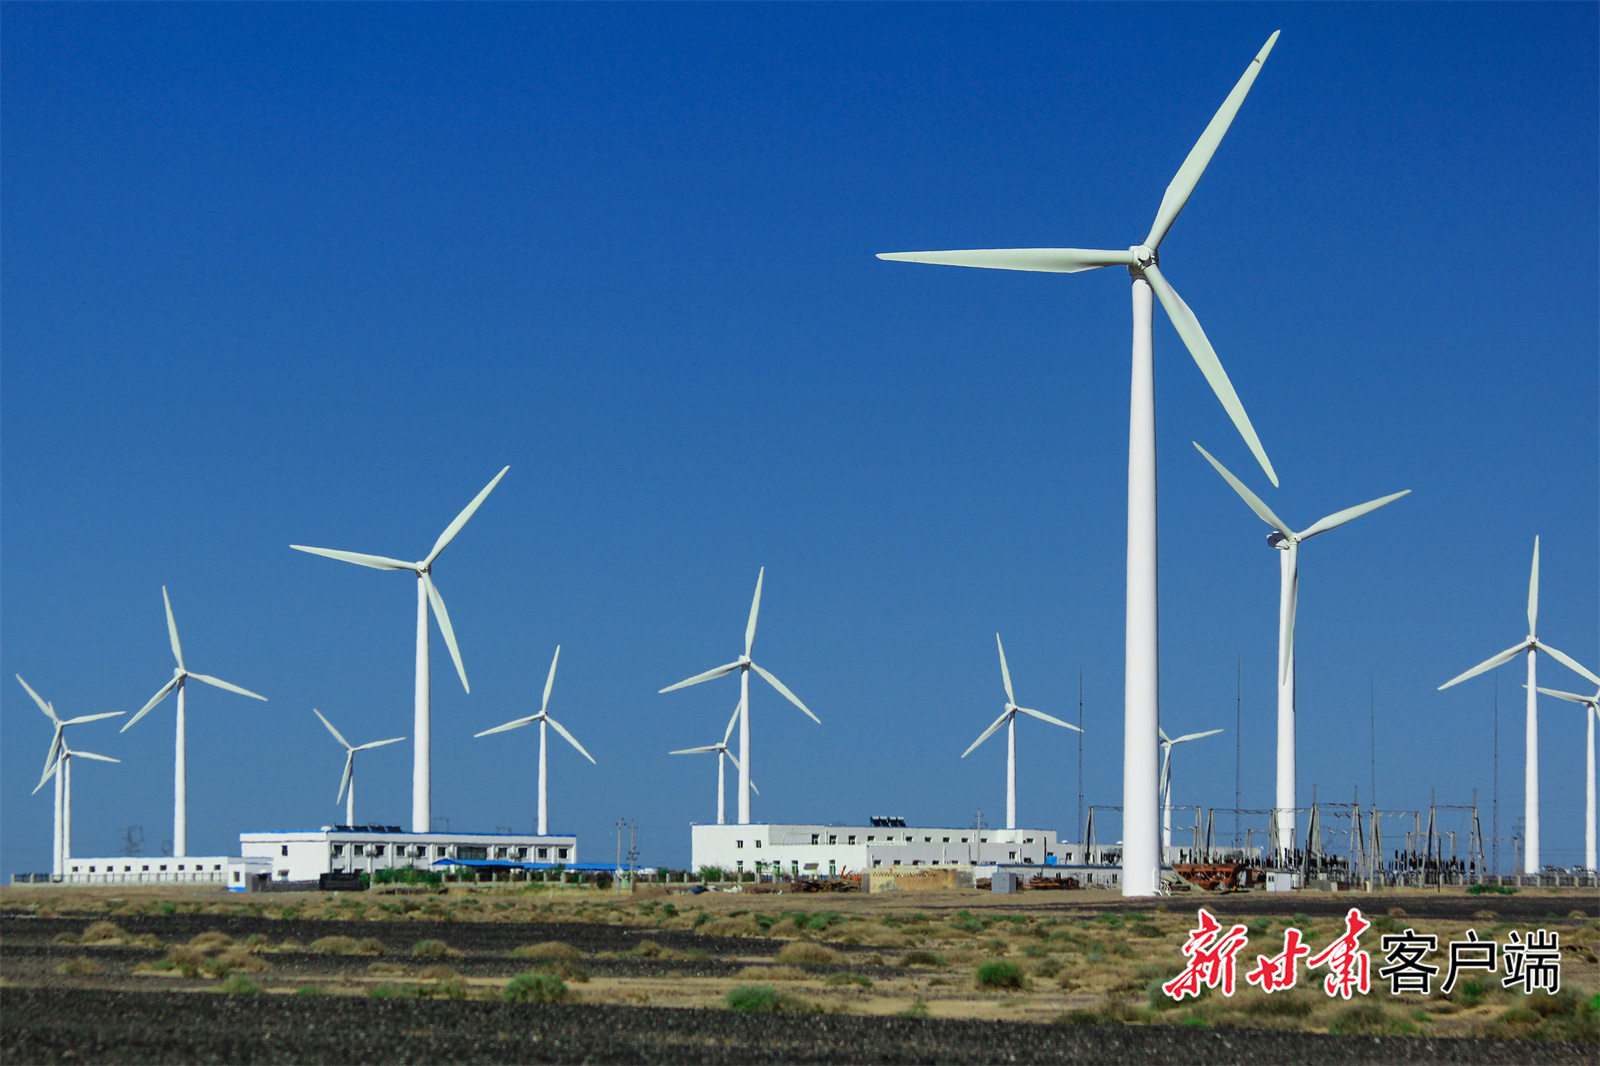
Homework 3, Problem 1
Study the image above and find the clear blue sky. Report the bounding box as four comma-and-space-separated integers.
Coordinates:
4, 3, 1595, 876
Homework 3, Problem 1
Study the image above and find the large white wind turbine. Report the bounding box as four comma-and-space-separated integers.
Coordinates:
37, 742, 120, 871
18, 676, 121, 875
121, 587, 266, 857
962, 634, 1082, 831
878, 34, 1282, 894
313, 709, 404, 827
660, 568, 817, 825
670, 703, 759, 825
292, 466, 508, 833
1535, 682, 1598, 873
1194, 443, 1409, 853
1159, 727, 1222, 847
475, 646, 595, 836
1439, 538, 1600, 874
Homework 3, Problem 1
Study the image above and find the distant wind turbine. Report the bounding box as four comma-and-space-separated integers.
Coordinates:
18, 676, 121, 876
475, 646, 595, 836
1534, 681, 1599, 873
313, 709, 404, 827
670, 703, 759, 825
37, 742, 120, 871
1194, 442, 1408, 853
121, 587, 266, 857
879, 33, 1283, 894
660, 568, 817, 825
1159, 727, 1222, 847
292, 466, 508, 833
962, 634, 1082, 831
1439, 538, 1600, 874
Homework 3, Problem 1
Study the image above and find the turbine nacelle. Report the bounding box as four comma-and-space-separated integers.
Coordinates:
1129, 244, 1158, 274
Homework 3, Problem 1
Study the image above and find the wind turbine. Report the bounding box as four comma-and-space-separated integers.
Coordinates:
121, 587, 266, 857
1159, 727, 1222, 847
474, 646, 595, 836
313, 709, 404, 827
37, 743, 120, 871
878, 33, 1282, 894
1534, 680, 1599, 873
1438, 538, 1600, 874
18, 676, 121, 876
1194, 442, 1409, 853
961, 634, 1082, 831
670, 702, 759, 825
292, 465, 508, 833
660, 567, 817, 825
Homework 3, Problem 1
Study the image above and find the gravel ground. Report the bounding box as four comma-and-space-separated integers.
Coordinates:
4, 987, 1593, 1065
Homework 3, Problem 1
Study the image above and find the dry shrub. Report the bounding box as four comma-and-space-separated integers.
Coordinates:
511, 941, 580, 960
412, 939, 460, 958
188, 931, 234, 953
532, 958, 591, 983
1473, 909, 1498, 920
165, 946, 207, 976
57, 957, 103, 976
131, 933, 164, 949
634, 939, 687, 960
215, 949, 270, 973
240, 933, 271, 952
776, 942, 842, 965
81, 921, 126, 944
310, 935, 385, 956
277, 938, 304, 951
736, 965, 810, 982
698, 917, 762, 938
52, 932, 80, 945
367, 961, 410, 976
419, 964, 460, 980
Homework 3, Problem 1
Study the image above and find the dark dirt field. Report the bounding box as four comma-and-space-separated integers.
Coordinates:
4, 986, 1592, 1065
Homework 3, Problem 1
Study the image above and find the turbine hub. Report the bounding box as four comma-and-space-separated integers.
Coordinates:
1129, 244, 1157, 275
1267, 531, 1291, 550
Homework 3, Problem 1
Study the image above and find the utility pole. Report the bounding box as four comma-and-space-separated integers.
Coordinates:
1493, 673, 1500, 876
1369, 678, 1376, 810
1077, 668, 1084, 853
628, 821, 638, 893
615, 818, 626, 896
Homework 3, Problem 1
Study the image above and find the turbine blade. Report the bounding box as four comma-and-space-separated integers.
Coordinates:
545, 716, 596, 764
722, 750, 758, 794
16, 675, 58, 722
962, 709, 1013, 758
1173, 728, 1224, 744
37, 731, 64, 792
189, 673, 267, 701
474, 715, 539, 737
1015, 706, 1083, 732
745, 568, 764, 658
1193, 443, 1292, 537
670, 745, 721, 755
162, 587, 185, 671
1536, 642, 1600, 688
876, 248, 1135, 273
1297, 490, 1411, 541
290, 545, 417, 571
422, 573, 469, 693
122, 676, 179, 731
996, 634, 1016, 706
541, 646, 560, 715
1535, 686, 1594, 705
313, 708, 352, 750
1439, 640, 1532, 690
1145, 263, 1276, 486
723, 702, 741, 746
1159, 727, 1172, 744
424, 466, 510, 567
750, 662, 818, 723
1145, 31, 1280, 249
659, 661, 743, 693
1528, 536, 1540, 636
354, 736, 405, 750
60, 712, 124, 727
338, 753, 353, 803
66, 749, 118, 763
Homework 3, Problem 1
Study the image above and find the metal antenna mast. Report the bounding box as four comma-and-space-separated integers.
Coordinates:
1077, 667, 1084, 850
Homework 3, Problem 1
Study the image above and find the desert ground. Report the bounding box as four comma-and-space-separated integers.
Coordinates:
2, 881, 1595, 1063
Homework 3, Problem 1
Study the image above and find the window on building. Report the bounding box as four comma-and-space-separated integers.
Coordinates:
924, 837, 931, 843
1024, 837, 1034, 844
213, 864, 222, 871
233, 871, 241, 883
892, 859, 901, 866
557, 848, 569, 859
159, 865, 167, 871
847, 835, 856, 845
1009, 851, 1017, 860
278, 870, 289, 879
434, 846, 448, 858
178, 865, 185, 871
911, 860, 921, 866
942, 837, 950, 843
89, 866, 97, 873
458, 846, 488, 860
872, 859, 882, 867
515, 847, 527, 860
371, 845, 385, 857
961, 837, 968, 843
754, 840, 761, 848
332, 844, 344, 856
141, 865, 149, 872
827, 835, 836, 845
980, 837, 988, 843
866, 835, 875, 842
537, 847, 549, 860
281, 845, 289, 856
810, 834, 819, 845
736, 860, 744, 872
736, 840, 744, 849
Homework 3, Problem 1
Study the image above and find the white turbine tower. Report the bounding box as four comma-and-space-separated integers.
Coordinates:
878, 34, 1282, 894
292, 466, 508, 833
1438, 538, 1600, 874
1159, 727, 1222, 847
121, 587, 266, 857
670, 703, 759, 825
660, 567, 817, 825
961, 634, 1082, 831
474, 646, 595, 836
36, 742, 120, 870
313, 709, 404, 827
18, 676, 121, 876
1534, 682, 1599, 873
1194, 443, 1409, 853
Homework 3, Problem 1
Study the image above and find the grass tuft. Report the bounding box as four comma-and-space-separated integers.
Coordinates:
504, 972, 569, 1003
974, 960, 1027, 990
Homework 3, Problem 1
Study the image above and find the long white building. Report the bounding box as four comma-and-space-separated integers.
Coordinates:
691, 819, 1058, 878
240, 826, 577, 882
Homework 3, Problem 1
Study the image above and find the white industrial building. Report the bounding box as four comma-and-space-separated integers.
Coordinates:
17, 855, 272, 889
239, 826, 577, 882
690, 819, 1060, 878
